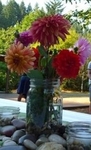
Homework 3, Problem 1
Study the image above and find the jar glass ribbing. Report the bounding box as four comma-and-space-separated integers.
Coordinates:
66, 122, 91, 150
26, 78, 63, 134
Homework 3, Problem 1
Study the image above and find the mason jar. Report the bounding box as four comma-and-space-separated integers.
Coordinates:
26, 78, 63, 134
66, 122, 91, 150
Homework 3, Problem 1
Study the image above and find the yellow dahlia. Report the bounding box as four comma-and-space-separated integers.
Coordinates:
5, 42, 36, 75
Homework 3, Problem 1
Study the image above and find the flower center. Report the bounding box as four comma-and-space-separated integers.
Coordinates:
13, 54, 22, 65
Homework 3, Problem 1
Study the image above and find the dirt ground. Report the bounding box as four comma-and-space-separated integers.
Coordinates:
61, 90, 90, 114
71, 107, 89, 114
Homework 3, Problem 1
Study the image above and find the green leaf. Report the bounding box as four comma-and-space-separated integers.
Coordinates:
38, 45, 48, 57
27, 70, 43, 79
41, 57, 47, 68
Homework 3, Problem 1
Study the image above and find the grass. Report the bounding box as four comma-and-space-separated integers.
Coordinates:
19, 112, 26, 118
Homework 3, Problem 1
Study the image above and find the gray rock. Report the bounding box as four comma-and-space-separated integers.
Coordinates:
48, 134, 66, 146
36, 137, 49, 146
0, 117, 12, 126
11, 119, 26, 129
0, 145, 26, 150
1, 125, 16, 137
24, 139, 37, 150
3, 140, 17, 146
0, 136, 6, 141
18, 134, 37, 144
2, 137, 11, 142
0, 127, 2, 134
36, 142, 66, 150
11, 129, 26, 142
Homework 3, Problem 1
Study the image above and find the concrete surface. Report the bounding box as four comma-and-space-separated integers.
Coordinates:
0, 90, 90, 109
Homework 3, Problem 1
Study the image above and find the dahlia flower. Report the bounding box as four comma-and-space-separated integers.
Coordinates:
5, 13, 90, 80
15, 30, 33, 46
30, 14, 71, 48
32, 47, 40, 68
52, 49, 80, 79
5, 42, 36, 75
74, 38, 91, 65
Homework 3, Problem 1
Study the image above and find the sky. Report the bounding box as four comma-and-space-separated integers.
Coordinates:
1, 0, 49, 8
1, 0, 90, 13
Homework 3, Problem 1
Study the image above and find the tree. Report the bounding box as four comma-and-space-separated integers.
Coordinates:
0, 0, 31, 29
66, 8, 91, 35
0, 2, 7, 28
45, 0, 64, 15
65, 0, 91, 3
2, 0, 22, 28
0, 1, 3, 13
2, 0, 21, 27
33, 2, 39, 10
19, 1, 27, 19
26, 3, 32, 14
0, 7, 91, 91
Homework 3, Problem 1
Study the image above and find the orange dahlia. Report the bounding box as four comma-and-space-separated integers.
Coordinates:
5, 42, 36, 75
30, 14, 71, 48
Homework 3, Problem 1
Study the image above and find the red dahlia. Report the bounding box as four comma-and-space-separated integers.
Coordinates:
33, 47, 40, 68
52, 49, 81, 79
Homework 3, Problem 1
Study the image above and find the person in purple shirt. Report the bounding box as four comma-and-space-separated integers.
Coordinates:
17, 73, 30, 101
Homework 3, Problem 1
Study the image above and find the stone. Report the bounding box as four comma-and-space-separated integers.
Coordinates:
36, 142, 66, 150
3, 140, 17, 146
1, 125, 16, 137
11, 119, 26, 129
0, 117, 12, 127
11, 129, 26, 142
0, 127, 2, 133
0, 136, 6, 141
18, 134, 37, 144
0, 145, 27, 150
2, 137, 11, 142
48, 134, 66, 146
36, 137, 49, 146
0, 118, 67, 149
24, 139, 37, 150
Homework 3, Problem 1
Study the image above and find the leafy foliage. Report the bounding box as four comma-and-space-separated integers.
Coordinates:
0, 0, 32, 29
66, 9, 91, 35
0, 1, 91, 91
65, 0, 91, 3
45, 0, 64, 15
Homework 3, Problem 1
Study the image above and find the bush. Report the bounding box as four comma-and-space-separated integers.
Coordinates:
0, 62, 19, 92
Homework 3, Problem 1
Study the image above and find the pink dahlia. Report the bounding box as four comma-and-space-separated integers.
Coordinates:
15, 30, 33, 46
5, 42, 36, 75
52, 49, 80, 79
74, 38, 91, 65
30, 14, 71, 48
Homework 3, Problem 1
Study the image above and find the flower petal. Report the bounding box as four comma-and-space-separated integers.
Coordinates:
5, 42, 36, 75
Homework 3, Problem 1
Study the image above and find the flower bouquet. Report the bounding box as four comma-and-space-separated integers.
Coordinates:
5, 14, 91, 134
